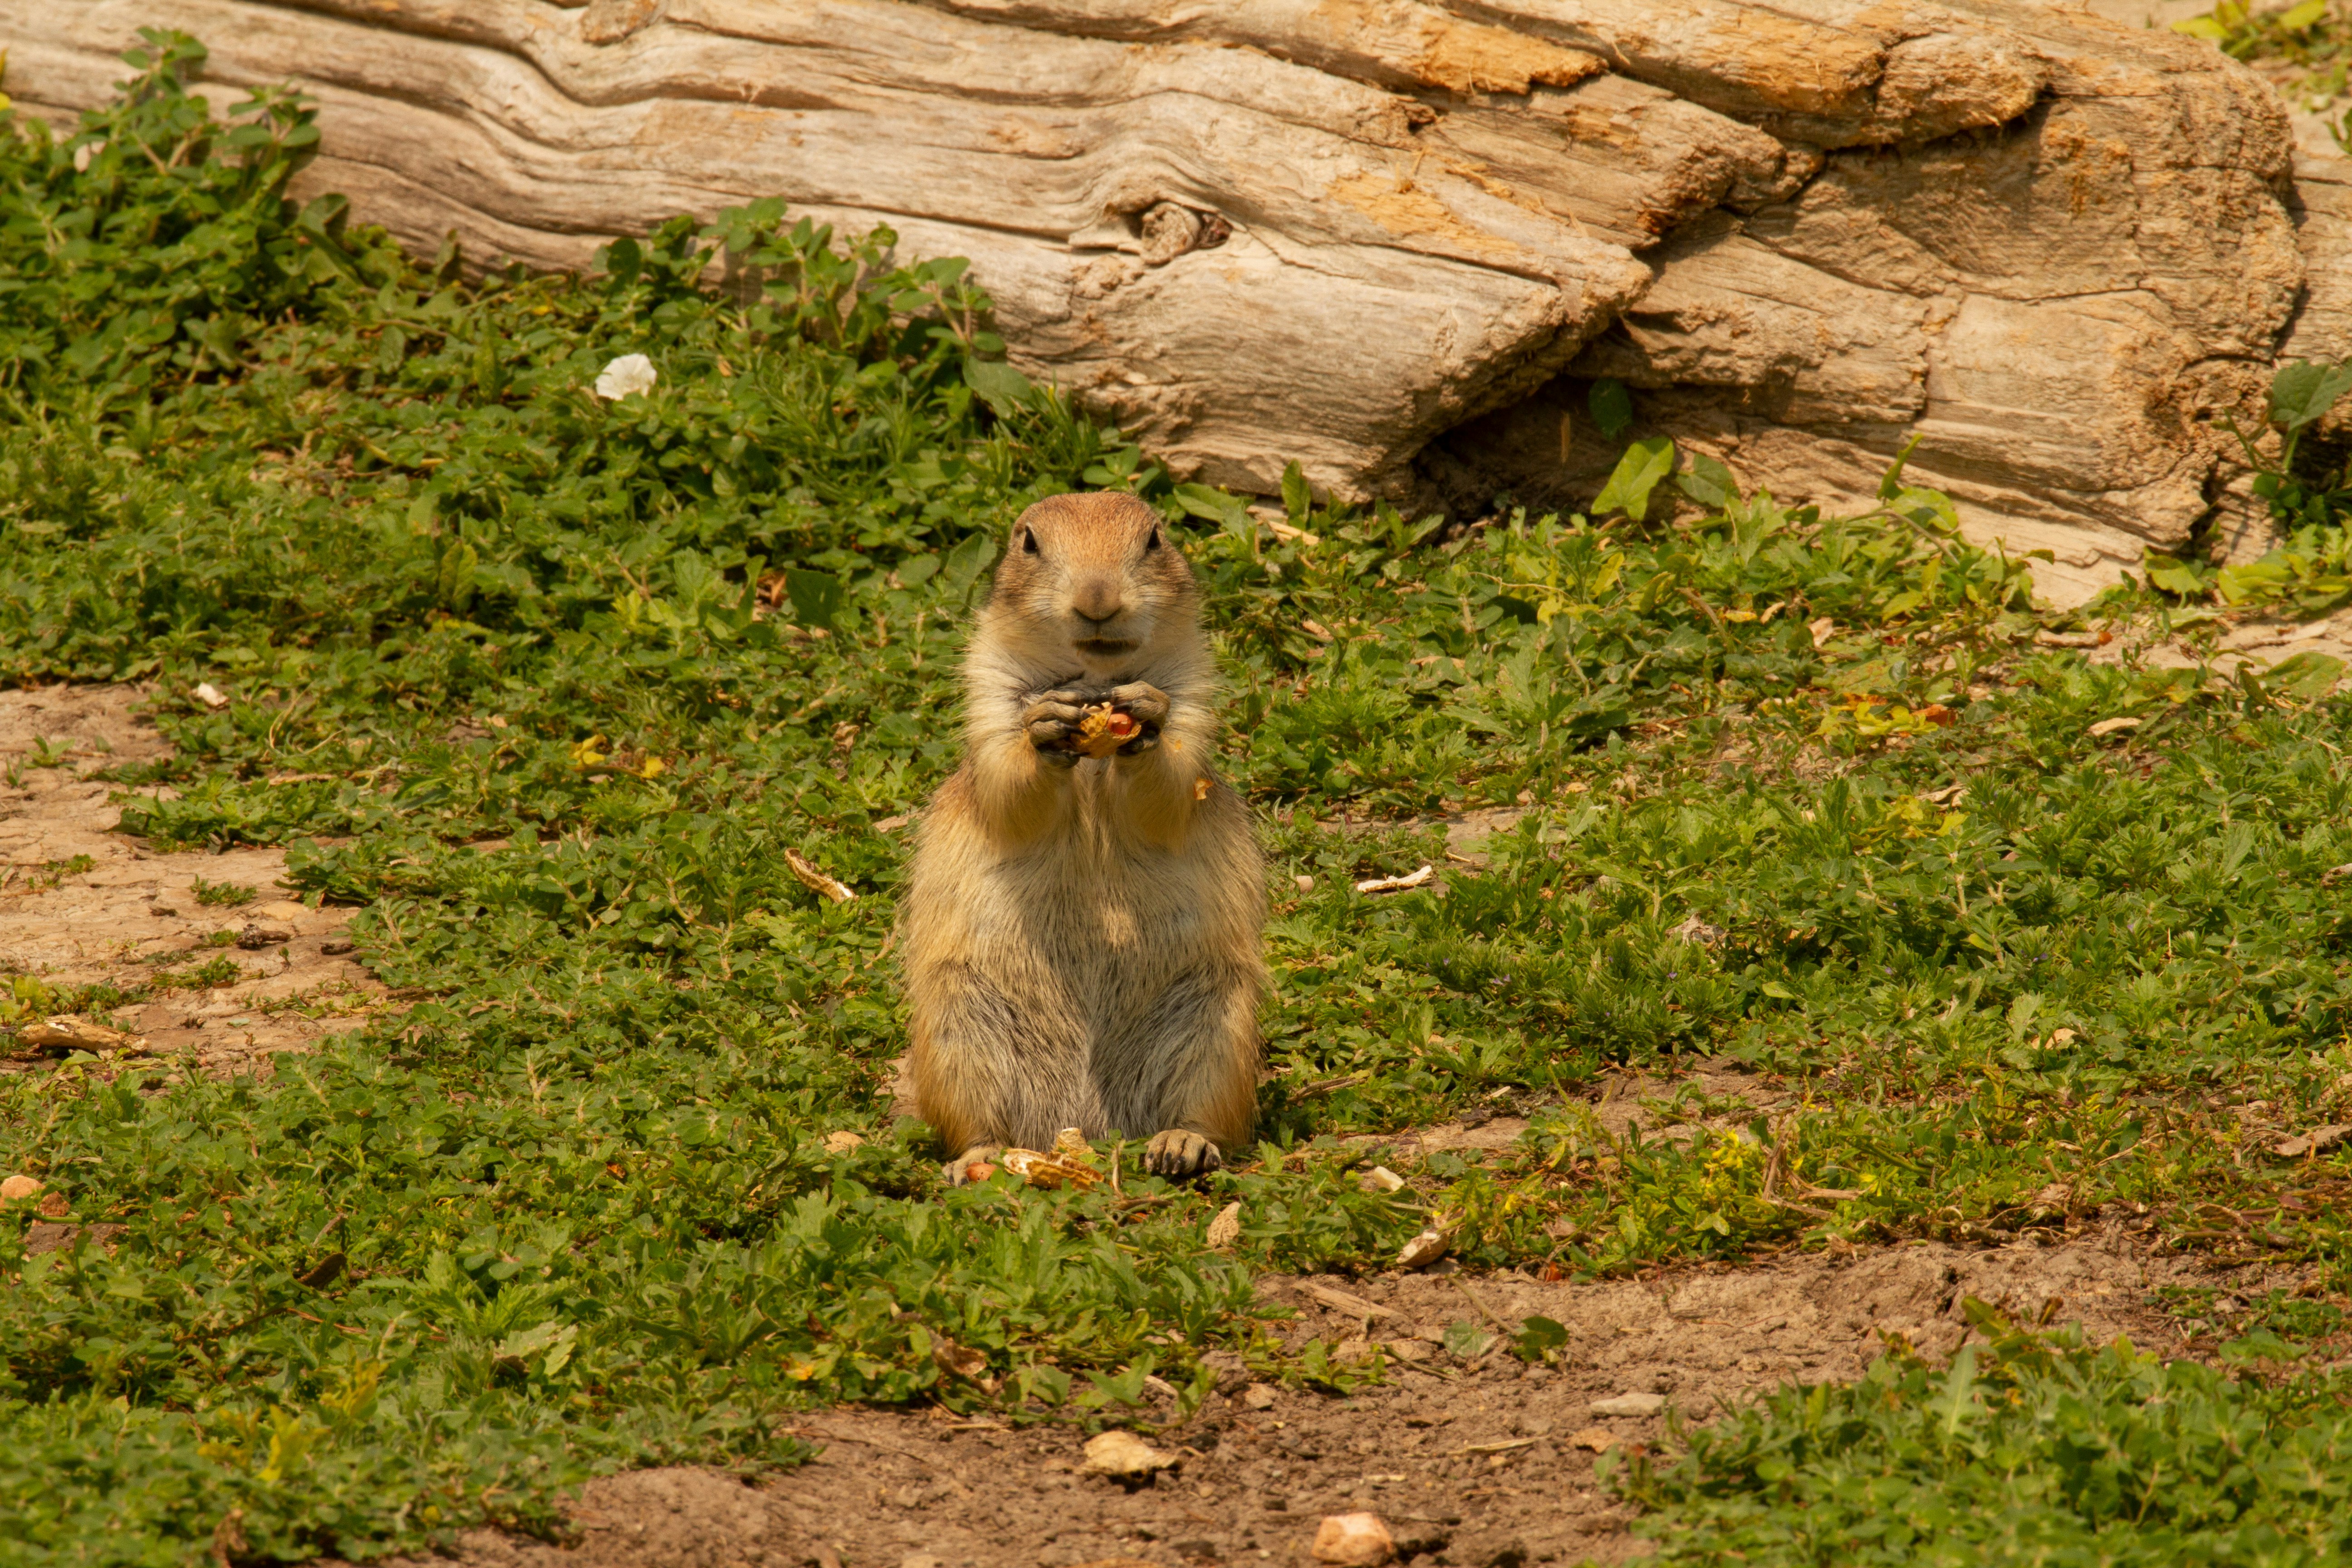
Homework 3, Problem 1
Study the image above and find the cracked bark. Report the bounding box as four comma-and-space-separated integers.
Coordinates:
0, 0, 2312, 602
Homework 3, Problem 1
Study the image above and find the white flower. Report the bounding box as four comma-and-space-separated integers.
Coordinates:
593, 353, 657, 401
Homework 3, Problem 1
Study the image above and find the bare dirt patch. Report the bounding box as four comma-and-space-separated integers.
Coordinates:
0, 684, 384, 1076
390, 1230, 2283, 1568
2078, 606, 2352, 676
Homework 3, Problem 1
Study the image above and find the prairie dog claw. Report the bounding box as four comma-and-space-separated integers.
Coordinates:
1143, 1128, 1221, 1178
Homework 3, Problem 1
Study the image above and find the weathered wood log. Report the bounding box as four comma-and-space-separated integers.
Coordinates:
1426, 1, 2303, 601
0, 0, 2311, 602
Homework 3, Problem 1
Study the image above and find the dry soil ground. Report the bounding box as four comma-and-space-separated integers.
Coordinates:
0, 685, 2304, 1568
376, 1230, 2269, 1568
0, 683, 383, 1079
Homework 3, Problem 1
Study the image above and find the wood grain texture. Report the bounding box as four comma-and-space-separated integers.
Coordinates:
0, 0, 2312, 603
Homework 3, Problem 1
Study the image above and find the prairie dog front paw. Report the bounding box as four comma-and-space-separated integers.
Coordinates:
1022, 689, 1092, 764
1106, 681, 1170, 755
1107, 681, 1170, 728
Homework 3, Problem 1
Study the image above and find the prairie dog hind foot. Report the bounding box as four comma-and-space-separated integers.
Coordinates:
1144, 1128, 1222, 1178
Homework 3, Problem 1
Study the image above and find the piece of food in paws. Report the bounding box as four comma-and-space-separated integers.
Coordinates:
1073, 703, 1143, 758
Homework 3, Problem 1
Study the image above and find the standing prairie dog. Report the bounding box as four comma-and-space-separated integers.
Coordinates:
900, 491, 1266, 1179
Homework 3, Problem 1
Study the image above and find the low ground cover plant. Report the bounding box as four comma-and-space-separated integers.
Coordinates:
1621, 1303, 2352, 1565
8, 33, 2352, 1566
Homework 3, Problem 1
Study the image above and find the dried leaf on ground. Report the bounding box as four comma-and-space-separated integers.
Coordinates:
2271, 1124, 2352, 1159
784, 848, 856, 903
1305, 1282, 1398, 1319
14, 1016, 147, 1058
1355, 864, 1433, 895
1396, 1225, 1453, 1270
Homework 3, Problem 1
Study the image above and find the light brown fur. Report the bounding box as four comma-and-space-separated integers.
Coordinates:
899, 492, 1266, 1178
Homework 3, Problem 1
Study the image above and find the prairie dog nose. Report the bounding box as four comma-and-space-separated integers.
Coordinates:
1073, 576, 1125, 622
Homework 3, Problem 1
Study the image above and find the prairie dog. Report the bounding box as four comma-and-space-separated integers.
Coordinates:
900, 491, 1266, 1179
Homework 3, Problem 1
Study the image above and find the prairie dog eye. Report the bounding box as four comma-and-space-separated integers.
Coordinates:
1021, 528, 1039, 555
1145, 527, 1161, 553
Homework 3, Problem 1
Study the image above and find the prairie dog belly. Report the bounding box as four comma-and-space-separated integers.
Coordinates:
967, 799, 1214, 1029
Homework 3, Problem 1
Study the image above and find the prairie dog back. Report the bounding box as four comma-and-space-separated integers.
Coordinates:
898, 492, 1265, 1178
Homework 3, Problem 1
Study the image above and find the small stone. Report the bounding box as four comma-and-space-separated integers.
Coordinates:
1205, 1200, 1242, 1249
253, 900, 308, 922
1294, 874, 1315, 892
37, 1192, 69, 1219
822, 1130, 866, 1155
1082, 1430, 1178, 1478
1451, 1530, 1528, 1568
191, 682, 230, 709
1589, 1392, 1667, 1417
1, 1174, 44, 1204
148, 904, 176, 917
1240, 1383, 1278, 1410
236, 923, 294, 950
1312, 1511, 1394, 1567
1200, 1350, 1250, 1394
320, 938, 357, 956
1568, 1426, 1617, 1452
1359, 1165, 1405, 1193
1382, 1338, 1433, 1363
1392, 1521, 1452, 1557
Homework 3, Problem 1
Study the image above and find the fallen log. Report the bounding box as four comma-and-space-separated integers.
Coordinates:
0, 0, 2311, 601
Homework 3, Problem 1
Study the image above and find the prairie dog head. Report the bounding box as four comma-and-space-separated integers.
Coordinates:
983, 492, 1199, 679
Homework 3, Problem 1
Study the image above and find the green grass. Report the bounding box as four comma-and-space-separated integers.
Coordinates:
1619, 1304, 2352, 1565
9, 31, 2352, 1567
2178, 0, 2352, 109
189, 877, 255, 908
